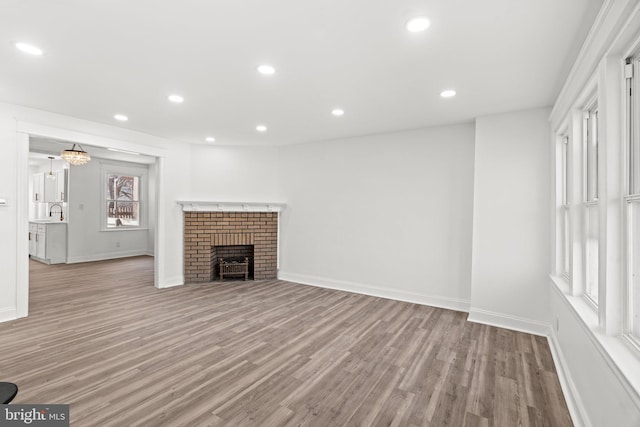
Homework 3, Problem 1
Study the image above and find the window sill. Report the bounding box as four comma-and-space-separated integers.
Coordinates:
550, 275, 640, 407
100, 227, 148, 232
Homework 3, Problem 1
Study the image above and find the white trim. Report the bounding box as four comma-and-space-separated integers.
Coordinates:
551, 277, 640, 410
547, 327, 592, 427
0, 308, 18, 323
278, 272, 554, 337
619, 5, 640, 60
16, 121, 167, 158
66, 250, 152, 264
551, 0, 638, 129
625, 55, 640, 342
154, 157, 165, 289
15, 121, 166, 300
101, 227, 149, 232
16, 131, 29, 319
466, 308, 551, 337
177, 201, 286, 212
157, 276, 184, 289
278, 271, 470, 313
276, 212, 281, 271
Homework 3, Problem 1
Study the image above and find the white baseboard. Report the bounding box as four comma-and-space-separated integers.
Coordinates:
466, 308, 550, 336
157, 277, 184, 289
547, 328, 591, 427
0, 307, 17, 323
66, 250, 150, 264
278, 271, 470, 313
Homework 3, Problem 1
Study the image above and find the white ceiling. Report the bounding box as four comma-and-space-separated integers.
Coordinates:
0, 0, 603, 146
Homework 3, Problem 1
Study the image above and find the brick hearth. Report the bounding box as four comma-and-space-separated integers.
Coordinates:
184, 212, 278, 283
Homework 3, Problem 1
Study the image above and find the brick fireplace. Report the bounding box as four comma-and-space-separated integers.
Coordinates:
182, 205, 281, 283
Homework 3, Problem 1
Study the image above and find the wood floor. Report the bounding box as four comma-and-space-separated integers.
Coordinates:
0, 257, 572, 426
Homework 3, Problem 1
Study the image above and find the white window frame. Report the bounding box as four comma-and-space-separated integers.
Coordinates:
625, 56, 640, 348
549, 16, 640, 404
558, 135, 571, 279
583, 102, 600, 308
100, 162, 148, 232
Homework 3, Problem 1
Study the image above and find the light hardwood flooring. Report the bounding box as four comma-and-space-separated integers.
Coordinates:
0, 257, 572, 426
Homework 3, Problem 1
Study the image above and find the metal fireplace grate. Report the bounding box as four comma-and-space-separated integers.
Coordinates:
219, 256, 249, 281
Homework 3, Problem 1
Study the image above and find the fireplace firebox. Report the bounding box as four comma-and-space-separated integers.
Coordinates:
212, 244, 254, 281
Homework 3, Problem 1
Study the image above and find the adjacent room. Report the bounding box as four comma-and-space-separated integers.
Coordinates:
0, 1, 639, 426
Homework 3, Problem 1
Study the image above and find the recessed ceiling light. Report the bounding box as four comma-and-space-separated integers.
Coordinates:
256, 125, 267, 132
114, 114, 129, 122
257, 65, 276, 75
205, 137, 215, 143
440, 90, 456, 98
168, 94, 184, 103
332, 108, 345, 117
406, 17, 431, 33
15, 42, 43, 56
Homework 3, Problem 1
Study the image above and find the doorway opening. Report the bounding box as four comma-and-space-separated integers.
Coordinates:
18, 129, 164, 318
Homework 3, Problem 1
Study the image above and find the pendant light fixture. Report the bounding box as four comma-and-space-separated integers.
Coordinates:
61, 143, 91, 166
46, 156, 56, 180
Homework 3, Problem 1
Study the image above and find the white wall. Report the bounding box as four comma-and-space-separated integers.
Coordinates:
277, 124, 475, 311
147, 162, 157, 255
469, 108, 551, 333
156, 144, 191, 287
66, 158, 150, 263
189, 145, 281, 201
0, 107, 20, 321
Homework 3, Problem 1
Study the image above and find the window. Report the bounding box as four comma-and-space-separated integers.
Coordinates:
584, 106, 599, 305
626, 57, 640, 343
629, 201, 640, 341
549, 18, 640, 402
106, 174, 141, 228
560, 136, 570, 277
586, 108, 599, 202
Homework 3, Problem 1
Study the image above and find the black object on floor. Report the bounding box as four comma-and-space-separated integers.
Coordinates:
0, 382, 18, 404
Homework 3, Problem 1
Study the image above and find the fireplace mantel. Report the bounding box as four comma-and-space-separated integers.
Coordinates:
177, 201, 286, 212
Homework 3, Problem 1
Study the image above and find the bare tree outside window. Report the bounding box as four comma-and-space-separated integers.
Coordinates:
107, 175, 140, 228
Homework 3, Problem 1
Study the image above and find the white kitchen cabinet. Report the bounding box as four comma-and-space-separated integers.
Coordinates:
32, 173, 44, 203
28, 223, 38, 257
36, 226, 46, 258
43, 171, 67, 203
29, 222, 67, 264
32, 171, 67, 204
56, 170, 67, 202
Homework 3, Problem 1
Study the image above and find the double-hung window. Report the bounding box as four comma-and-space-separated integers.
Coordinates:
626, 57, 640, 344
584, 105, 599, 305
560, 136, 570, 278
102, 163, 147, 231
107, 175, 140, 228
